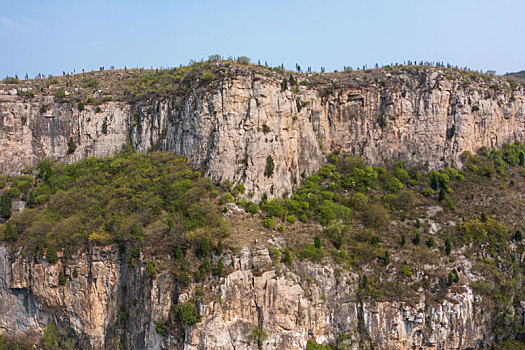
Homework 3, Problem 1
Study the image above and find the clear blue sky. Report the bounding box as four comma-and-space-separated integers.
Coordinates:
1, 0, 524, 78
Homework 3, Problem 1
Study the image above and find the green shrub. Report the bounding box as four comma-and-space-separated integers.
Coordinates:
155, 321, 168, 336
42, 321, 59, 349
77, 102, 84, 112
394, 167, 409, 182
248, 326, 268, 349
349, 192, 368, 211
306, 340, 331, 350
4, 223, 17, 241
261, 201, 286, 219
300, 244, 325, 262
86, 79, 99, 88
201, 72, 213, 82
178, 301, 201, 325
146, 260, 157, 278
399, 263, 414, 277
426, 237, 436, 248
232, 184, 245, 196
361, 204, 390, 228
219, 192, 234, 205
384, 176, 403, 193
54, 90, 66, 102
238, 200, 259, 214
286, 215, 296, 224
261, 217, 274, 229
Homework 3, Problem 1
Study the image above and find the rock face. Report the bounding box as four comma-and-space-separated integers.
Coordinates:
1, 69, 524, 199
0, 244, 503, 349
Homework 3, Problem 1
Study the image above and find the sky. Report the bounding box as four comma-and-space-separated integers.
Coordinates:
0, 0, 524, 78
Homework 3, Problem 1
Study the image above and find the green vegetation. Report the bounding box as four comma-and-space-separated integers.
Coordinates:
306, 340, 332, 350
67, 137, 76, 154
155, 321, 169, 336
42, 321, 77, 349
264, 155, 274, 177
1, 150, 230, 267
0, 194, 11, 219
177, 301, 201, 325
248, 327, 268, 350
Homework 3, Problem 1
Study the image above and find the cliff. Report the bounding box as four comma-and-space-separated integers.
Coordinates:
1, 64, 525, 350
1, 65, 524, 199
0, 244, 502, 350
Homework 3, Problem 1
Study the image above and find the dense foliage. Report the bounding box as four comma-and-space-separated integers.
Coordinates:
0, 149, 229, 257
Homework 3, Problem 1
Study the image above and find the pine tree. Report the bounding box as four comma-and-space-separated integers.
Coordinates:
413, 232, 420, 245
216, 258, 224, 276
514, 230, 523, 242
445, 238, 452, 255
314, 236, 322, 249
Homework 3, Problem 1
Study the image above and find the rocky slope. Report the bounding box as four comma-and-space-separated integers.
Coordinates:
1, 66, 524, 199
0, 243, 504, 350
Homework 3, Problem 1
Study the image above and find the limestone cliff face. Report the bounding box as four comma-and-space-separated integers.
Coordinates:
0, 244, 505, 349
1, 69, 524, 199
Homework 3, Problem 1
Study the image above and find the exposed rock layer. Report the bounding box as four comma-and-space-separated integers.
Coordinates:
1, 70, 524, 199
0, 245, 502, 349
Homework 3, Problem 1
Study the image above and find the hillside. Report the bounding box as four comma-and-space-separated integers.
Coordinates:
1, 60, 525, 202
1, 60, 525, 349
1, 141, 525, 348
506, 70, 525, 80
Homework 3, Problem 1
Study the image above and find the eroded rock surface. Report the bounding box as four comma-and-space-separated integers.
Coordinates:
1, 69, 524, 199
0, 245, 503, 349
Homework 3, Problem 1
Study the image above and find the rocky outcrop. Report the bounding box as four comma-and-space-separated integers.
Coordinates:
1, 69, 524, 199
0, 244, 504, 349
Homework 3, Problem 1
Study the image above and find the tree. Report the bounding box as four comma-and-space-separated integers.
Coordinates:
216, 240, 223, 255
42, 321, 59, 349
400, 234, 406, 246
445, 238, 451, 255
216, 258, 224, 276
4, 223, 17, 241
0, 194, 11, 219
174, 245, 183, 260
102, 120, 108, 134
178, 301, 201, 325
67, 137, 76, 154
264, 156, 274, 178
413, 232, 420, 245
314, 236, 322, 249
46, 245, 59, 264
514, 230, 523, 242
384, 251, 390, 266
